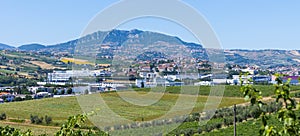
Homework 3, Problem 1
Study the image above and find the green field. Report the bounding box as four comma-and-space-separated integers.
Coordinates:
1, 85, 299, 135
0, 92, 244, 122
134, 85, 300, 97
0, 90, 245, 135
0, 96, 81, 124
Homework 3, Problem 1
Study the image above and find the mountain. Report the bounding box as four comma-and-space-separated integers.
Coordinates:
18, 43, 46, 51
2, 29, 300, 68
44, 29, 204, 50
23, 29, 207, 59
0, 43, 15, 50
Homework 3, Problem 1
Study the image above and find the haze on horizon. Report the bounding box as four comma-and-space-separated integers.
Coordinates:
0, 0, 299, 50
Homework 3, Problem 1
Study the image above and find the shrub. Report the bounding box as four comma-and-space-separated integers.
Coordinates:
9, 119, 25, 123
0, 113, 6, 120
30, 115, 43, 124
24, 95, 32, 100
14, 97, 23, 102
45, 115, 52, 124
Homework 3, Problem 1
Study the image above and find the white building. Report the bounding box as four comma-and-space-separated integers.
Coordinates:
135, 79, 157, 88
47, 71, 74, 82
47, 70, 111, 82
194, 81, 212, 86
164, 75, 181, 81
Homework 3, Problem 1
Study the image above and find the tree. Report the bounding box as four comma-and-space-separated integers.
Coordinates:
30, 115, 43, 124
53, 89, 58, 95
21, 85, 30, 94
141, 81, 145, 88
240, 74, 300, 135
84, 89, 89, 95
61, 89, 65, 95
67, 88, 73, 94
25, 95, 32, 100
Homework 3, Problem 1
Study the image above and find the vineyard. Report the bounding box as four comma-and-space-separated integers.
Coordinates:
1, 85, 300, 135
104, 101, 282, 135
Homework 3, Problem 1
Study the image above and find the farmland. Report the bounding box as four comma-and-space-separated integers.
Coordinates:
0, 90, 245, 135
1, 85, 300, 135
30, 61, 64, 70
60, 57, 94, 65
0, 92, 245, 122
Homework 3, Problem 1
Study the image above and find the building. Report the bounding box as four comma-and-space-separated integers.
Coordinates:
136, 79, 155, 88
194, 81, 212, 86
0, 92, 15, 102
164, 75, 181, 81
47, 71, 73, 82
282, 76, 299, 85
34, 92, 53, 99
253, 75, 271, 83
47, 70, 111, 82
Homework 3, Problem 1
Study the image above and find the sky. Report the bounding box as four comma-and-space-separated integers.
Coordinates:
0, 0, 300, 50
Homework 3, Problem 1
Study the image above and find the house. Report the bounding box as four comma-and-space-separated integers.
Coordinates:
0, 92, 10, 96
0, 92, 15, 102
27, 87, 40, 94
164, 75, 181, 81
140, 66, 151, 72
241, 68, 256, 75
139, 72, 156, 79
34, 92, 53, 99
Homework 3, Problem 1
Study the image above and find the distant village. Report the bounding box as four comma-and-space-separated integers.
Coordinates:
1, 49, 300, 104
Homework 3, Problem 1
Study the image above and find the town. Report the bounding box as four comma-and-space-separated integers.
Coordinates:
1, 49, 300, 104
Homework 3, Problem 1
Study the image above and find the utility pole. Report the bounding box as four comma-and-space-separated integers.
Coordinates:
233, 104, 237, 136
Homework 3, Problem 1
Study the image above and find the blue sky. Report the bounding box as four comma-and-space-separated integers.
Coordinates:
0, 0, 299, 49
